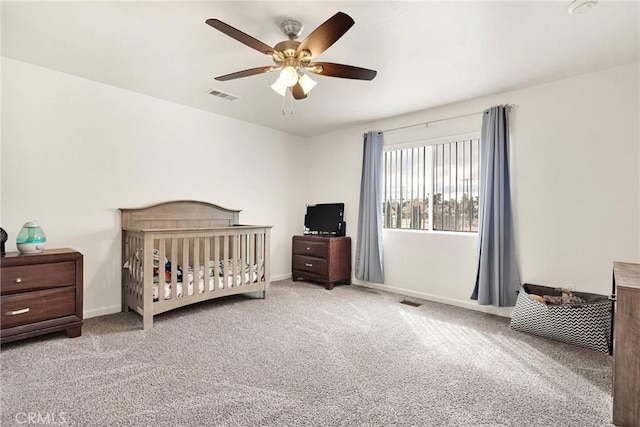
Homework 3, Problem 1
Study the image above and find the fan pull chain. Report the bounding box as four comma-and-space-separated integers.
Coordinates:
281, 87, 294, 116
289, 87, 294, 115
281, 90, 286, 115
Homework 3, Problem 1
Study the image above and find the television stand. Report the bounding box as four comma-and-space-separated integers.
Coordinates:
291, 235, 351, 290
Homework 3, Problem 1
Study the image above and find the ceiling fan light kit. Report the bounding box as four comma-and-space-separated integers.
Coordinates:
206, 11, 377, 106
279, 66, 299, 87
298, 74, 317, 95
270, 79, 288, 97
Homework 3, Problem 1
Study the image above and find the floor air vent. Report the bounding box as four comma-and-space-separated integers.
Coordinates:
399, 300, 422, 307
207, 89, 239, 101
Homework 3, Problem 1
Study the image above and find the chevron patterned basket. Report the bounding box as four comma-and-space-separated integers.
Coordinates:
510, 283, 612, 353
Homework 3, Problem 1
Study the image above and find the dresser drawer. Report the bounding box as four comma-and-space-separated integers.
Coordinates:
1, 262, 76, 295
293, 255, 328, 275
1, 287, 76, 329
292, 239, 328, 258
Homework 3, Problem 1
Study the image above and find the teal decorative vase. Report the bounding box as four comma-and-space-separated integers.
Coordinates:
16, 221, 47, 254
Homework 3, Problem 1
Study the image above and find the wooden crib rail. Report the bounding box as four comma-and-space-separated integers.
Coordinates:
120, 200, 271, 330
120, 200, 241, 230
122, 226, 271, 329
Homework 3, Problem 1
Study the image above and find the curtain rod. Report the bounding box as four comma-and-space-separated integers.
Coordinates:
378, 104, 515, 134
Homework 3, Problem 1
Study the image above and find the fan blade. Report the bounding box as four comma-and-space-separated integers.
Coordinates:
206, 19, 274, 56
309, 62, 377, 80
215, 66, 276, 81
291, 83, 307, 100
296, 12, 354, 58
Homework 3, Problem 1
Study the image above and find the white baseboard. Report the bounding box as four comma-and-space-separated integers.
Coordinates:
271, 273, 292, 282
83, 305, 121, 319
353, 280, 514, 318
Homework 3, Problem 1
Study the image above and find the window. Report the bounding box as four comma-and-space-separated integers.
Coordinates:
383, 137, 480, 232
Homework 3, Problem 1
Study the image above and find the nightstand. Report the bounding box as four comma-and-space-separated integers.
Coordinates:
1, 248, 83, 344
292, 235, 351, 290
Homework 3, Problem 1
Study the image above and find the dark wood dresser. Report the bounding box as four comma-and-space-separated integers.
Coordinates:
1, 248, 83, 344
612, 261, 640, 427
292, 235, 351, 290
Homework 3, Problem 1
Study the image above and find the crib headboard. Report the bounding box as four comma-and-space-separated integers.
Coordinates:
120, 200, 240, 230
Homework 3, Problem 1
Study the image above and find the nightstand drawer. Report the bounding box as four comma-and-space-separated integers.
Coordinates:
292, 239, 328, 258
293, 255, 328, 275
1, 262, 76, 295
1, 287, 76, 329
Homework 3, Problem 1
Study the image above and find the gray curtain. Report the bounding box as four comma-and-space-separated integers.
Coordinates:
355, 131, 384, 283
471, 106, 521, 306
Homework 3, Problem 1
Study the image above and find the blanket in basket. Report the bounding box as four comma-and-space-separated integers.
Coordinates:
509, 283, 612, 353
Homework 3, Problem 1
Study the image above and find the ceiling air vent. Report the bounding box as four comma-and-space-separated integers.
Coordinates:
207, 89, 239, 101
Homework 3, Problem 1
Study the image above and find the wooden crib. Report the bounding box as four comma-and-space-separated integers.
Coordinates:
120, 200, 272, 330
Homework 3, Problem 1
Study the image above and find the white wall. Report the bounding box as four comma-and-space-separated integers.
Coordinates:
307, 62, 640, 315
1, 58, 307, 318
3, 58, 638, 319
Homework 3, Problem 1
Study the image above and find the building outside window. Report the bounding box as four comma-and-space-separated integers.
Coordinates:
383, 137, 480, 232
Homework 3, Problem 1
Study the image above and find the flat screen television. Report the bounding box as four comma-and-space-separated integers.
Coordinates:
304, 203, 345, 236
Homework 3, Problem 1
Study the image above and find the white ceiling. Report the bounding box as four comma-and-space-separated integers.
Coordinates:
2, 1, 639, 136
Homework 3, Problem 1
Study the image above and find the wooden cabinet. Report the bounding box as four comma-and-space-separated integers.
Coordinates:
1, 249, 83, 344
292, 235, 351, 290
612, 261, 640, 427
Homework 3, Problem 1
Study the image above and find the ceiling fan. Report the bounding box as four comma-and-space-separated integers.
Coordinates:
206, 12, 377, 100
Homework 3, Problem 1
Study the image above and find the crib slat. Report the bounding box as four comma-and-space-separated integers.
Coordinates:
122, 233, 128, 311
134, 236, 140, 302
143, 234, 154, 330
256, 232, 263, 283
264, 228, 270, 286
123, 234, 130, 309
140, 236, 144, 301
126, 236, 129, 300
193, 237, 200, 294
239, 233, 246, 286
183, 238, 189, 298
237, 234, 241, 287
248, 233, 255, 285
213, 236, 220, 291
204, 237, 211, 293
171, 238, 178, 300
232, 235, 238, 287
223, 235, 230, 289
158, 239, 166, 301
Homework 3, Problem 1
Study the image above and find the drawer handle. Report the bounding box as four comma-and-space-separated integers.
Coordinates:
15, 278, 22, 283
306, 247, 311, 250
6, 308, 29, 316
305, 263, 313, 267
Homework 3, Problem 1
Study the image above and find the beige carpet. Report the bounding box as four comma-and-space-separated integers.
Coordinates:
1, 280, 613, 426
